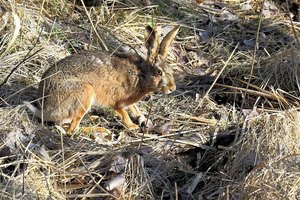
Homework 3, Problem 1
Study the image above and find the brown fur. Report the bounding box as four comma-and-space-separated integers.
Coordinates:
27, 25, 180, 135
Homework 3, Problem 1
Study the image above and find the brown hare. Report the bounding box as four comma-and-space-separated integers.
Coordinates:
26, 25, 179, 135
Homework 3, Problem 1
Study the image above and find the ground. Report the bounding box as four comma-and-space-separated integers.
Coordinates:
0, 0, 300, 199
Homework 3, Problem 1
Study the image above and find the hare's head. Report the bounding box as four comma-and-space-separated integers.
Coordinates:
144, 25, 179, 94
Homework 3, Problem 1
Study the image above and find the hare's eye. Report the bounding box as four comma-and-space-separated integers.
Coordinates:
156, 69, 162, 76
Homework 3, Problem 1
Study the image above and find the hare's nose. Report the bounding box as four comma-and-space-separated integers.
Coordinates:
169, 84, 176, 92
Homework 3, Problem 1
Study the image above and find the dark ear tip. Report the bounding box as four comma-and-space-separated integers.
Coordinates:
145, 25, 154, 32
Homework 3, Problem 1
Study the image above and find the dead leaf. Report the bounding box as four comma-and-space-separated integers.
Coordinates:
109, 155, 126, 173
105, 173, 125, 191
243, 38, 255, 47
242, 108, 262, 118
220, 10, 238, 21
153, 120, 174, 135
199, 31, 211, 43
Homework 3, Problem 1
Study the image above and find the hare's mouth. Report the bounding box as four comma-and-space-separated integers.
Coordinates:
164, 90, 172, 95
161, 86, 173, 95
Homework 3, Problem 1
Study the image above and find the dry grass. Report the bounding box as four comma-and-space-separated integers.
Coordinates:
0, 0, 300, 199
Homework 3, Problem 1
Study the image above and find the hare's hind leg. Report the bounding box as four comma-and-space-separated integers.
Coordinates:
115, 108, 139, 130
67, 84, 108, 135
66, 84, 96, 135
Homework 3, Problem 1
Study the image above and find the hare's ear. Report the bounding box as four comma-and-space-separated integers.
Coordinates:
159, 25, 180, 58
144, 25, 159, 62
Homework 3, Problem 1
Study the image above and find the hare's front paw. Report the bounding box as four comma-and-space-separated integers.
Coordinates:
138, 115, 146, 126
138, 115, 154, 129
128, 123, 139, 130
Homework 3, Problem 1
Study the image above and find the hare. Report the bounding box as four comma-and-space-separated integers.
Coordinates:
26, 25, 179, 135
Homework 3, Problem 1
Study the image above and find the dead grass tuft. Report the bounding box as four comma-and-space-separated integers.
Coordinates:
0, 0, 300, 199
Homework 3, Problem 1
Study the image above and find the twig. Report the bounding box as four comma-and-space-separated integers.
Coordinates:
0, 25, 44, 88
0, 12, 21, 58
243, 0, 264, 110
198, 43, 240, 108
215, 83, 289, 105
80, 0, 108, 51
285, 0, 300, 46
0, 48, 43, 88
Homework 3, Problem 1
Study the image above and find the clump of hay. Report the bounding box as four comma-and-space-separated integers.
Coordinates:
0, 0, 300, 199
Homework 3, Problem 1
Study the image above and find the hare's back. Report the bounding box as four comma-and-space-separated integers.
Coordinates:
38, 50, 141, 97
42, 50, 112, 78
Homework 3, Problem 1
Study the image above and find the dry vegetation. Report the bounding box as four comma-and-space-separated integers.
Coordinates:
0, 0, 300, 199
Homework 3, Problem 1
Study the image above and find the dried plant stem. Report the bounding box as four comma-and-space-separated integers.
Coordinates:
0, 48, 43, 88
